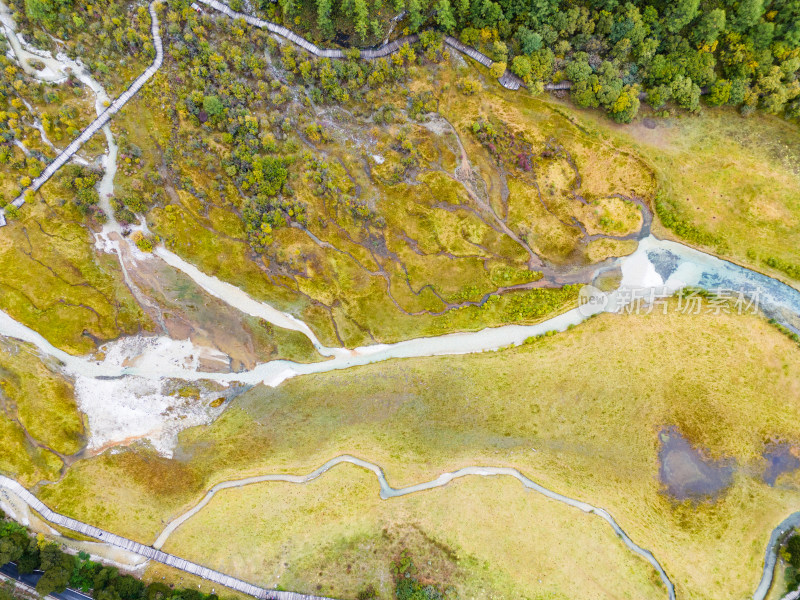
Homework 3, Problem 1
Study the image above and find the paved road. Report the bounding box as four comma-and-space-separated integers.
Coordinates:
0, 562, 92, 600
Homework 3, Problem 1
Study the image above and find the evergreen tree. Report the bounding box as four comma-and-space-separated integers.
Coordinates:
692, 8, 726, 46
517, 26, 543, 53
316, 0, 334, 38
36, 545, 73, 597
727, 0, 763, 32
671, 74, 701, 110
353, 0, 369, 39
408, 0, 425, 31
434, 0, 456, 33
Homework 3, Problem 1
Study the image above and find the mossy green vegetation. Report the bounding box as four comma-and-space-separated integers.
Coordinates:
38, 303, 800, 600
97, 8, 666, 347
0, 40, 99, 208
1, 5, 799, 599
0, 342, 84, 456
0, 194, 148, 354
765, 256, 800, 281
0, 0, 659, 356
4, 0, 154, 95
0, 338, 83, 485
0, 418, 63, 487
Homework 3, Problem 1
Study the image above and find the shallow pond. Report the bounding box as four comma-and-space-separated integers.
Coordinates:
658, 428, 734, 501
763, 443, 800, 486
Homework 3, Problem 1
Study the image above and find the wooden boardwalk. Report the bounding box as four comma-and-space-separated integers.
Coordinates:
196, 0, 523, 88
544, 81, 572, 90
0, 0, 527, 228
0, 476, 337, 600
1, 1, 165, 226
442, 35, 493, 68
497, 71, 522, 90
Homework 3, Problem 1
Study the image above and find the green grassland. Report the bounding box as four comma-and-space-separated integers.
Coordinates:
0, 342, 84, 456
0, 416, 63, 487
37, 303, 800, 600
162, 466, 667, 600
428, 58, 800, 289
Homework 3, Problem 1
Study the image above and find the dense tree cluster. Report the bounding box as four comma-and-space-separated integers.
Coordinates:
783, 534, 800, 592
166, 8, 307, 251
270, 0, 800, 122
160, 3, 419, 253
61, 164, 105, 220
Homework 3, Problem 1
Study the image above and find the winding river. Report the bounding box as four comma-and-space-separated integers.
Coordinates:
5, 233, 799, 388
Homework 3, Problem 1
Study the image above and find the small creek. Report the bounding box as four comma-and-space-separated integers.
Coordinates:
151, 455, 676, 600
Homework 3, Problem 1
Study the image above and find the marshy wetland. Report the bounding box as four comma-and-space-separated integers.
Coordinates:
1, 1, 800, 598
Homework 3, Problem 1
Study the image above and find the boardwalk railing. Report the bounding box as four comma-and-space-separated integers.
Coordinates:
0, 476, 337, 600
